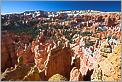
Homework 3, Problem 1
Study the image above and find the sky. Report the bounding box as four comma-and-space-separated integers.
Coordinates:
1, 1, 121, 14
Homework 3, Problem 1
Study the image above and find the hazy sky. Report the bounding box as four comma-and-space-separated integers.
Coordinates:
1, 1, 121, 14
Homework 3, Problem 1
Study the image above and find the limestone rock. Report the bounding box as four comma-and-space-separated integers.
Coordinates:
70, 67, 83, 81
48, 74, 67, 81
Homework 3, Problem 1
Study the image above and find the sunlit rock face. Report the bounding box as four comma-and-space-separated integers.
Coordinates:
70, 67, 83, 81
32, 38, 52, 71
48, 74, 67, 81
91, 44, 121, 81
32, 33, 73, 80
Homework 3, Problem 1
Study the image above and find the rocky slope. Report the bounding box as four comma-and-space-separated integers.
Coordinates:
1, 31, 34, 72
1, 12, 121, 81
91, 42, 121, 81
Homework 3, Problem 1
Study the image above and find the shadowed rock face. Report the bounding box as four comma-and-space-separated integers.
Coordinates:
16, 44, 34, 64
1, 31, 18, 72
1, 64, 34, 81
23, 66, 41, 81
1, 31, 34, 72
1, 53, 39, 81
46, 46, 72, 80
83, 69, 94, 81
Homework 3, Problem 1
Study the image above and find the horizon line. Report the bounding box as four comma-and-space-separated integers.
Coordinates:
2, 9, 121, 15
